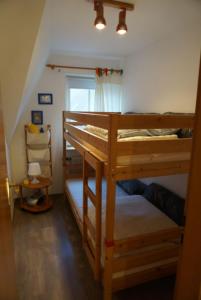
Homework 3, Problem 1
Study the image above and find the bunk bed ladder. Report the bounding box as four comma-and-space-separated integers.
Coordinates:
83, 151, 102, 281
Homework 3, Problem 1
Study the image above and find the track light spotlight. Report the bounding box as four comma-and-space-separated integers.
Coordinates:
94, 0, 106, 30
116, 9, 127, 35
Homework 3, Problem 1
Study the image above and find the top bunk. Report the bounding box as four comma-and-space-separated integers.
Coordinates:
63, 111, 194, 180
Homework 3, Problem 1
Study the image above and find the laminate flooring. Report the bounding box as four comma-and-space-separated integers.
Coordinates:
13, 194, 175, 300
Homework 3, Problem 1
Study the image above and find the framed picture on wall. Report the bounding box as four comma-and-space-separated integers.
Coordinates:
38, 93, 53, 105
31, 111, 43, 125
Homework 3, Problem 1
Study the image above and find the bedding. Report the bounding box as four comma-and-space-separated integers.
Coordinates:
66, 178, 178, 240
66, 178, 128, 218
117, 179, 147, 195
143, 183, 185, 226
118, 134, 178, 141
84, 125, 179, 140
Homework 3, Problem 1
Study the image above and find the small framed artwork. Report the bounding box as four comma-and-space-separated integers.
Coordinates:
38, 93, 53, 105
31, 111, 43, 125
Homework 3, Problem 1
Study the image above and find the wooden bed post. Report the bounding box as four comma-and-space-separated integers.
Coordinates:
62, 111, 67, 191
104, 114, 118, 300
174, 56, 201, 300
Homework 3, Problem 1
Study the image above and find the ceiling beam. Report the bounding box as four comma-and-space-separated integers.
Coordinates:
88, 0, 134, 11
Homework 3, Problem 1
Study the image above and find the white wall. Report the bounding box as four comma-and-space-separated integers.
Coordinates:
11, 54, 122, 194
123, 26, 201, 198
123, 27, 200, 113
11, 68, 66, 194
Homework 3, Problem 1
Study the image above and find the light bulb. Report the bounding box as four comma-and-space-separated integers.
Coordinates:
95, 22, 106, 30
117, 29, 127, 35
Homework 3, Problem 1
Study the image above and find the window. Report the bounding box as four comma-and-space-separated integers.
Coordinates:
66, 76, 96, 111
69, 88, 95, 111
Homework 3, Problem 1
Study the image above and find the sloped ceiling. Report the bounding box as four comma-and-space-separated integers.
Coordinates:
0, 0, 47, 143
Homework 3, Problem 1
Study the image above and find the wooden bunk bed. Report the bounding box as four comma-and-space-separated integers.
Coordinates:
62, 111, 194, 300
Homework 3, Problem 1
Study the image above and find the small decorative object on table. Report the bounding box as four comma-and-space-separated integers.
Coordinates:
19, 177, 52, 213
26, 190, 44, 206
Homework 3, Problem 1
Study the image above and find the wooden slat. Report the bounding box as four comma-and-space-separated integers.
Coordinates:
104, 114, 118, 300
102, 0, 134, 11
87, 0, 134, 11
113, 245, 179, 273
95, 161, 102, 281
64, 188, 83, 233
114, 160, 190, 180
174, 56, 201, 300
114, 228, 181, 254
112, 261, 177, 292
85, 151, 98, 170
84, 215, 96, 241
0, 109, 18, 300
64, 132, 85, 156
117, 114, 194, 129
75, 139, 107, 163
65, 123, 108, 154
86, 238, 96, 258
117, 138, 192, 156
63, 111, 110, 129
84, 244, 95, 274
85, 184, 96, 207
83, 157, 89, 244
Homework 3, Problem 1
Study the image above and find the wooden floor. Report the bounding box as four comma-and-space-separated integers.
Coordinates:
13, 194, 175, 300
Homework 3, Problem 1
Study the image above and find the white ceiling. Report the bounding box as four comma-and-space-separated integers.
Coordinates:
48, 0, 201, 58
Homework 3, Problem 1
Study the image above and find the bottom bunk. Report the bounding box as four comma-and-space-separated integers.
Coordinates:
64, 178, 182, 293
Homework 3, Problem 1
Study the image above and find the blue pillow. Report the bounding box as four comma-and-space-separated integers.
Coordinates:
117, 179, 147, 195
143, 183, 185, 226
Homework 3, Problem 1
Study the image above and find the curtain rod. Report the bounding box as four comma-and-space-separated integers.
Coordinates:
46, 64, 122, 73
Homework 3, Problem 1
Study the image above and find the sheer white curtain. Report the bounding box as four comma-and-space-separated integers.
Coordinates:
94, 72, 122, 112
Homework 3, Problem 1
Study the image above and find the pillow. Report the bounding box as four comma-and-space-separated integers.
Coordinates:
117, 179, 147, 195
143, 183, 185, 226
177, 128, 193, 138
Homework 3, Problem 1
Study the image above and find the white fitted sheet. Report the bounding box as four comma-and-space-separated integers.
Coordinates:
66, 178, 178, 240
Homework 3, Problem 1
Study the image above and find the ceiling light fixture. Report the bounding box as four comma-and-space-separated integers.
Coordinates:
94, 0, 106, 30
90, 0, 134, 33
116, 9, 127, 35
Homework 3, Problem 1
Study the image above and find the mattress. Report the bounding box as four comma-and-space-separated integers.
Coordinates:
66, 178, 180, 277
66, 178, 127, 219
66, 178, 178, 240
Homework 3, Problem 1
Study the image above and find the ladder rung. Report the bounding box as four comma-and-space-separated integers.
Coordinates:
84, 215, 96, 241
85, 184, 96, 207
86, 238, 96, 258
84, 244, 95, 274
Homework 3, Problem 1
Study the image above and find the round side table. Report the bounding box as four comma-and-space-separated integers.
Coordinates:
19, 177, 53, 213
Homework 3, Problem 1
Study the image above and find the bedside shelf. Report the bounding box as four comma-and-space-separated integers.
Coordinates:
19, 177, 53, 213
